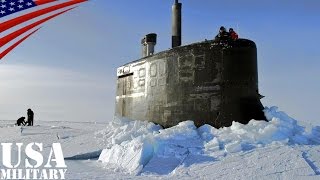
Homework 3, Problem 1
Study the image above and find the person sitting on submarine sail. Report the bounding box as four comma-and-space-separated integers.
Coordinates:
215, 26, 230, 40
229, 28, 239, 40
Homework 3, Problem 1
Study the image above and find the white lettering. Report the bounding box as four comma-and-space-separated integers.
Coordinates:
0, 168, 68, 179
25, 168, 31, 179
39, 169, 48, 179
58, 169, 67, 179
45, 143, 66, 168
1, 143, 22, 168
25, 143, 43, 168
0, 143, 67, 179
32, 169, 39, 179
17, 169, 26, 179
0, 169, 10, 179
12, 168, 17, 179
49, 169, 59, 179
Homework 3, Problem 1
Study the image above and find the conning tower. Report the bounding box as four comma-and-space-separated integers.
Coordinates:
115, 0, 266, 128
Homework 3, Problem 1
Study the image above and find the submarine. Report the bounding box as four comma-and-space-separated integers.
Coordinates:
115, 0, 266, 128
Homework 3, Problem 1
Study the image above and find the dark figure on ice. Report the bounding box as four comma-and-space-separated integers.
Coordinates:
16, 117, 26, 126
229, 28, 239, 40
27, 109, 34, 126
215, 26, 230, 41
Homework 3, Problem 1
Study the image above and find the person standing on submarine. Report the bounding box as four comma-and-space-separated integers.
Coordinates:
27, 108, 34, 126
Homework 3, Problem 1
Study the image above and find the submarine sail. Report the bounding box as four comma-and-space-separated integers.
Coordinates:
115, 0, 266, 128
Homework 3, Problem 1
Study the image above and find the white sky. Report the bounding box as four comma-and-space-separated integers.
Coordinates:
0, 64, 115, 122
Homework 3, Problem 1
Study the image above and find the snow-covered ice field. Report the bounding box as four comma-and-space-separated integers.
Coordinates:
0, 107, 319, 179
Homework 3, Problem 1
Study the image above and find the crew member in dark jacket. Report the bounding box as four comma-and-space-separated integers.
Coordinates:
27, 109, 34, 126
215, 26, 230, 41
16, 117, 26, 126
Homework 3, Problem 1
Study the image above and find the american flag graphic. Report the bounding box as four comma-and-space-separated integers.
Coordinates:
0, 0, 87, 60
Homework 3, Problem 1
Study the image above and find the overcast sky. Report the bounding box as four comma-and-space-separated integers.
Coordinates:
0, 0, 319, 124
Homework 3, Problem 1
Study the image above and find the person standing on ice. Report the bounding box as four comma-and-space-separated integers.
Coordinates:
27, 108, 34, 126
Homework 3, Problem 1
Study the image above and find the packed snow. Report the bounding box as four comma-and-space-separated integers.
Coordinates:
0, 106, 319, 179
97, 106, 320, 178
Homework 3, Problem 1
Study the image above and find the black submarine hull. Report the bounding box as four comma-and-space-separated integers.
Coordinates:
115, 39, 266, 128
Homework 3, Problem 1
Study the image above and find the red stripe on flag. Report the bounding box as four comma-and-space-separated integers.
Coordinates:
0, 28, 41, 60
35, 0, 57, 5
0, 0, 87, 33
0, 7, 75, 48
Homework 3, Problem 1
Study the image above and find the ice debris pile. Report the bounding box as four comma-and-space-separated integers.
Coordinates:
96, 107, 320, 175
